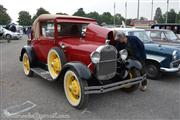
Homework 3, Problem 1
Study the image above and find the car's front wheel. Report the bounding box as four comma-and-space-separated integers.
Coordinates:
64, 69, 88, 109
22, 52, 33, 77
145, 62, 160, 79
6, 34, 11, 39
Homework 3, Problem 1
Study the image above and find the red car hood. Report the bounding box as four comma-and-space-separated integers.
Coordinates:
85, 23, 114, 43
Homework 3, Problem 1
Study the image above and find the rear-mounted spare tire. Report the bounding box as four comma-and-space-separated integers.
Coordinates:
47, 47, 66, 80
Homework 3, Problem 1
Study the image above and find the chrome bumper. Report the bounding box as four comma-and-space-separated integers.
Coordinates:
84, 74, 147, 94
160, 64, 180, 72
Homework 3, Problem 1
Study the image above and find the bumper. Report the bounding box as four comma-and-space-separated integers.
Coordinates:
160, 65, 180, 72
160, 60, 180, 72
84, 74, 147, 94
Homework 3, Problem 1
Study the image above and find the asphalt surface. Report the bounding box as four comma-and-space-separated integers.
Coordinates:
0, 36, 180, 120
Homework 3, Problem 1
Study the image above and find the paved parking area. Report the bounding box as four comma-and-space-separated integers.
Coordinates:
0, 36, 180, 120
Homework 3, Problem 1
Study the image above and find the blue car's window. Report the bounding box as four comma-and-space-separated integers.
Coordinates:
129, 31, 152, 43
164, 31, 178, 41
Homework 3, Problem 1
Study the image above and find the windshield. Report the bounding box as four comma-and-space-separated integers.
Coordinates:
164, 31, 178, 41
128, 31, 152, 43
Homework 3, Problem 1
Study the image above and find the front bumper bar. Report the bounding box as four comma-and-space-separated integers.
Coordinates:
84, 74, 147, 94
160, 64, 180, 72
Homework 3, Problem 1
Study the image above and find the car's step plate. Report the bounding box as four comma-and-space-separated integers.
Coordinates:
31, 68, 52, 81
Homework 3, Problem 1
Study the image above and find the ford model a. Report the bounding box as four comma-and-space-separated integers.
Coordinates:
19, 14, 147, 109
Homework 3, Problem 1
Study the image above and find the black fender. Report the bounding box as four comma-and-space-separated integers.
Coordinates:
60, 62, 92, 81
19, 45, 36, 67
126, 59, 142, 70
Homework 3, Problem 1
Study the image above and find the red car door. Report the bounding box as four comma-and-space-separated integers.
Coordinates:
32, 21, 55, 64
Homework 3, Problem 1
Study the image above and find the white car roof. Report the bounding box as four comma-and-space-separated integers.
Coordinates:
109, 27, 145, 32
108, 27, 145, 36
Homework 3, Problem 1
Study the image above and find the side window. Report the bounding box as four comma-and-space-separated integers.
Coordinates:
41, 22, 54, 38
150, 31, 161, 39
161, 32, 166, 40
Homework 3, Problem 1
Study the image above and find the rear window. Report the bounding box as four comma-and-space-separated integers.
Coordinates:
57, 23, 88, 37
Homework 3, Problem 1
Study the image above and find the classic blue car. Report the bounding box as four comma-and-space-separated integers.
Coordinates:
111, 28, 180, 79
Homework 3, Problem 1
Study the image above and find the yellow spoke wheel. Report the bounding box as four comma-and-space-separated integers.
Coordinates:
48, 49, 62, 80
64, 70, 88, 109
22, 52, 33, 76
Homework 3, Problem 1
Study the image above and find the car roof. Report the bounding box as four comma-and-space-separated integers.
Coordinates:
145, 29, 171, 32
36, 14, 96, 21
109, 27, 145, 32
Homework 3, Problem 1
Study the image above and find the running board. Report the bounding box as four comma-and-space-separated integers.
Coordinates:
31, 68, 53, 81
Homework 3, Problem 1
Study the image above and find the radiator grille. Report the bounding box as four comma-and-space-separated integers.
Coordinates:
95, 45, 117, 80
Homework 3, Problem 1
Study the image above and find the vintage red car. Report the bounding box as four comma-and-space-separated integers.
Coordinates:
19, 14, 147, 109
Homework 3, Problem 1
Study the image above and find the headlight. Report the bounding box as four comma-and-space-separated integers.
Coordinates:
90, 51, 100, 64
119, 49, 128, 60
172, 50, 177, 60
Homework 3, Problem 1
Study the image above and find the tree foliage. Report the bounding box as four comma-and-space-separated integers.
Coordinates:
176, 12, 180, 23
72, 8, 125, 25
56, 12, 68, 15
18, 11, 32, 26
154, 7, 164, 23
73, 8, 86, 17
86, 11, 102, 24
0, 5, 11, 25
32, 7, 50, 22
163, 9, 177, 23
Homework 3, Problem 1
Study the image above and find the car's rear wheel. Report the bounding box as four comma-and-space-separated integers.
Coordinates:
47, 48, 66, 80
121, 68, 140, 93
64, 69, 88, 109
22, 52, 33, 77
145, 63, 160, 79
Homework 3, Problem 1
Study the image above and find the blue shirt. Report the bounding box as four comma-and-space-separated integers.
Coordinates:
115, 36, 146, 61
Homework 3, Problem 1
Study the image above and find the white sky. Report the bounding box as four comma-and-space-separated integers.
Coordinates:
1, 0, 180, 23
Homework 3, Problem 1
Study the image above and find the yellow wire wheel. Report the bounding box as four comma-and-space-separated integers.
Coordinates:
22, 52, 33, 76
48, 49, 62, 80
64, 69, 88, 109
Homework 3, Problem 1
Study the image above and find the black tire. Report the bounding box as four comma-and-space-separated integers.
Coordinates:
47, 47, 66, 80
6, 34, 11, 39
22, 52, 33, 77
6, 34, 11, 43
121, 68, 140, 93
145, 62, 160, 79
63, 68, 89, 109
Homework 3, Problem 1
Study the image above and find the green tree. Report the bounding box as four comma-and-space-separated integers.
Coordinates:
163, 9, 177, 23
18, 11, 32, 26
176, 11, 180, 23
73, 8, 86, 17
126, 18, 132, 25
0, 5, 11, 25
140, 17, 148, 20
32, 7, 50, 22
154, 7, 164, 23
86, 11, 101, 24
114, 13, 125, 25
56, 12, 68, 15
100, 12, 113, 24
